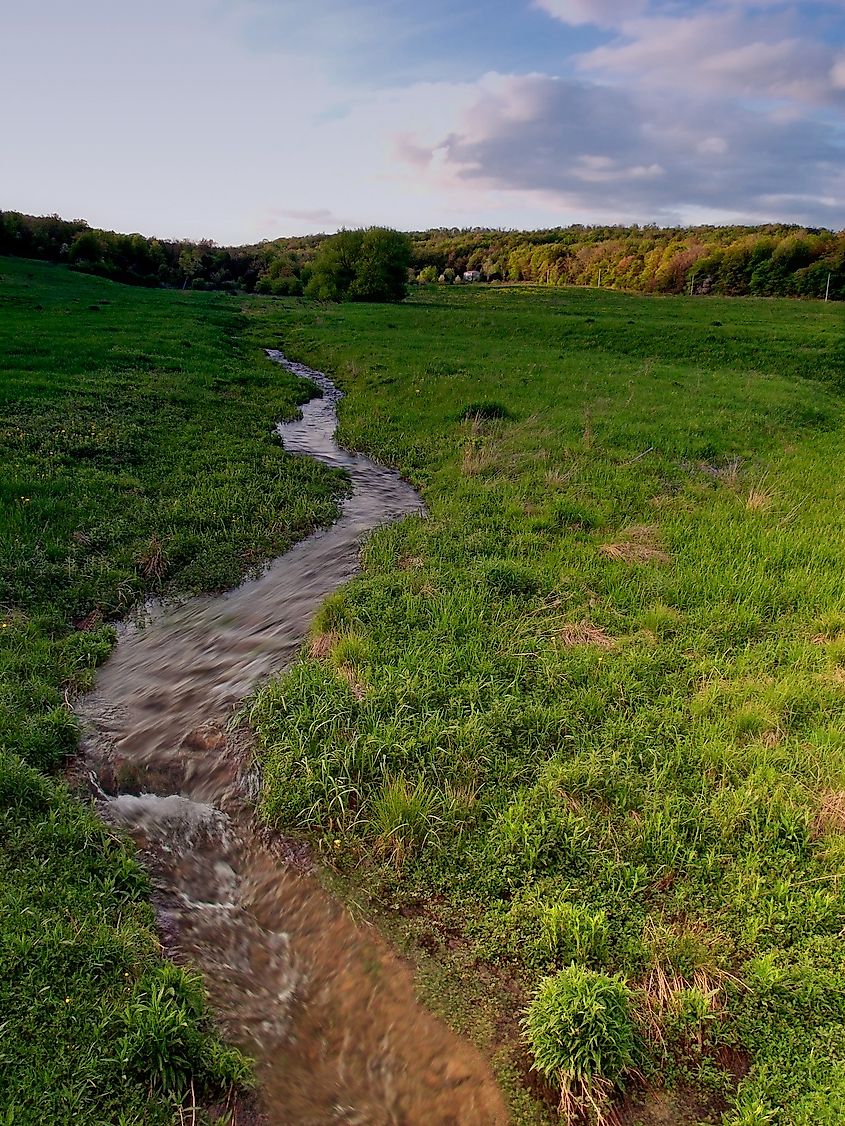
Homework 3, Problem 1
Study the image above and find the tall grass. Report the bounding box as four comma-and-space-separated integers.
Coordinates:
249, 283, 845, 1122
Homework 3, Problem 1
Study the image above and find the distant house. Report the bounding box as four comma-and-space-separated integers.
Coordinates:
463, 269, 483, 282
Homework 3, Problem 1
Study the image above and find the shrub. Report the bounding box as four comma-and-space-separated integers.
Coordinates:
306, 227, 411, 303
524, 967, 635, 1123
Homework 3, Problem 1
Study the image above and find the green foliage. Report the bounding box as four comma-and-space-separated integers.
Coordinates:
113, 966, 250, 1094
306, 227, 411, 303
539, 903, 609, 967
523, 967, 635, 1084
349, 228, 412, 302
4, 209, 843, 300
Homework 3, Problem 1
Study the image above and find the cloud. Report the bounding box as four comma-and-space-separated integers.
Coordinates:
4, 0, 844, 239
580, 8, 845, 106
402, 71, 845, 225
533, 0, 645, 29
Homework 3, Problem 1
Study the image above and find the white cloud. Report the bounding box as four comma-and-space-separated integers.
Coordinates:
556, 4, 845, 108
532, 0, 645, 29
2, 0, 843, 239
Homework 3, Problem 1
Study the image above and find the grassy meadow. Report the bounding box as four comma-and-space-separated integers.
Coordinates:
0, 257, 347, 1123
3, 254, 845, 1125
246, 284, 845, 1123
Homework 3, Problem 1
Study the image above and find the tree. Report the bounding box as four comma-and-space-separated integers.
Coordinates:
306, 227, 411, 302
305, 229, 363, 300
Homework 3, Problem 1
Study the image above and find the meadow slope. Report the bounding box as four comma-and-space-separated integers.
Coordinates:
248, 285, 845, 1124
0, 257, 347, 1123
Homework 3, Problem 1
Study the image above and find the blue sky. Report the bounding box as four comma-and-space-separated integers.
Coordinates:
3, 0, 844, 242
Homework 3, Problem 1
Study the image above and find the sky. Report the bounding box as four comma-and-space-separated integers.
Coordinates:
3, 0, 844, 243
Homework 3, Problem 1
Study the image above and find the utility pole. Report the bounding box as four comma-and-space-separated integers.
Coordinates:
825, 272, 831, 302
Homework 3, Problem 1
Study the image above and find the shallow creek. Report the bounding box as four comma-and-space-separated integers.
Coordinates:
77, 351, 508, 1125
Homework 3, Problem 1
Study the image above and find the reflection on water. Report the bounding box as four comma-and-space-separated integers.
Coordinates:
77, 351, 508, 1124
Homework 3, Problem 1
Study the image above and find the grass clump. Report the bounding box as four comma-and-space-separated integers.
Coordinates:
539, 903, 610, 968
370, 775, 442, 865
524, 967, 635, 1123
458, 400, 514, 421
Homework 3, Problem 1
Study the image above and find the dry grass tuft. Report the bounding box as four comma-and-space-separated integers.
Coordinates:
309, 631, 339, 659
337, 662, 367, 700
814, 790, 845, 836
812, 632, 841, 646
746, 486, 774, 511
701, 456, 743, 486
545, 466, 577, 489
557, 621, 617, 649
759, 728, 783, 749
461, 441, 496, 476
558, 1075, 618, 1126
137, 534, 168, 580
397, 554, 423, 571
600, 525, 669, 565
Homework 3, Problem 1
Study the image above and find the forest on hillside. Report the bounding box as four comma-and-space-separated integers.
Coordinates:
2, 209, 843, 300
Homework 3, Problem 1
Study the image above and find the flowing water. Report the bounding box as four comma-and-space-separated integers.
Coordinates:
77, 351, 508, 1125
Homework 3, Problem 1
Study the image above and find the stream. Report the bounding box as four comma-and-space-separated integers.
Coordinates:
76, 351, 508, 1125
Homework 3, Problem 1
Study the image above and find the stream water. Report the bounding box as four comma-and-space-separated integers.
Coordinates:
77, 351, 508, 1125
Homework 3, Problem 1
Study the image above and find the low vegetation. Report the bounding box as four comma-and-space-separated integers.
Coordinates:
247, 284, 845, 1122
0, 257, 346, 1122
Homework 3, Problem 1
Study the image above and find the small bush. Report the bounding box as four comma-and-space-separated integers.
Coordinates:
524, 967, 635, 1122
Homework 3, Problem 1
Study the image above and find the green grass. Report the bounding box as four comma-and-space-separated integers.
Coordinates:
247, 284, 845, 1123
5, 259, 845, 1123
0, 257, 347, 1123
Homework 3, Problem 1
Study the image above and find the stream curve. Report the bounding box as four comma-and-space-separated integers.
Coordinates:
77, 351, 508, 1125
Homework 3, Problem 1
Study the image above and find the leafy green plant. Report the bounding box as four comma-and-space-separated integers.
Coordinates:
539, 902, 609, 967
523, 967, 635, 1123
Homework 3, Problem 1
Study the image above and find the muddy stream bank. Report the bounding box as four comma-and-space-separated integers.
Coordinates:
77, 351, 508, 1125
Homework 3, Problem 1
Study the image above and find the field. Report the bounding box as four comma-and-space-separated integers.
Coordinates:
2, 256, 844, 1124
0, 257, 346, 1123
247, 285, 845, 1123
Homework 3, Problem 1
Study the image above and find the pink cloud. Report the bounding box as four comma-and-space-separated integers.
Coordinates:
578, 7, 845, 106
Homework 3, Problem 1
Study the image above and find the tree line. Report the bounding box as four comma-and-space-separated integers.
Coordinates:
1, 210, 842, 301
